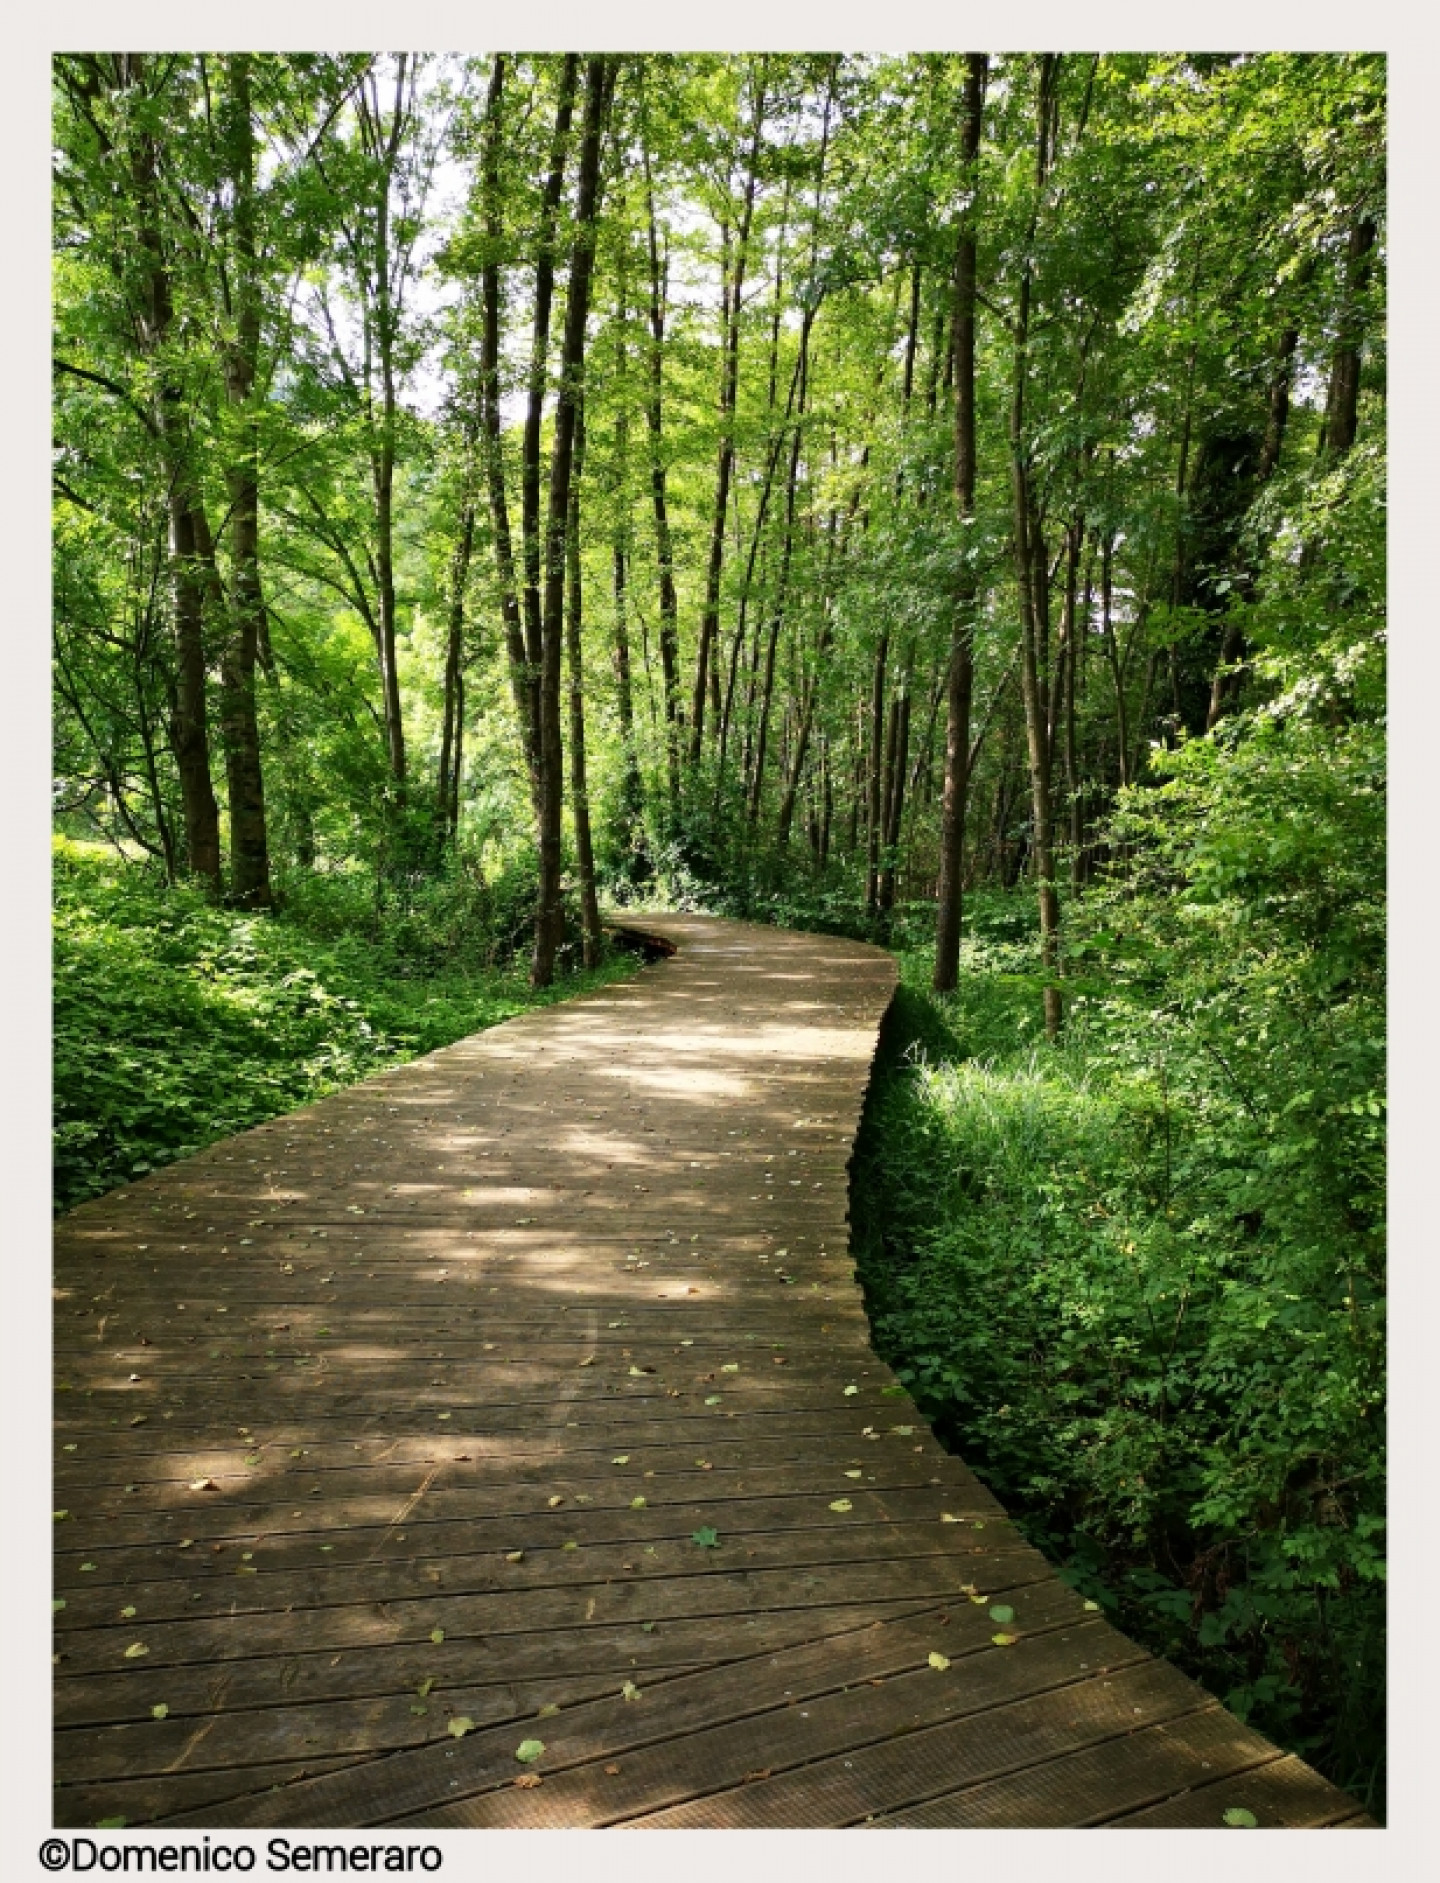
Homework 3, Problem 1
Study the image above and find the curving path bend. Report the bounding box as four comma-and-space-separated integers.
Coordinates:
52, 914, 1370, 1829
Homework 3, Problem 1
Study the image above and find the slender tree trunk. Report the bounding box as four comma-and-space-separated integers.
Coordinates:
690, 74, 766, 765
477, 56, 540, 796
933, 53, 987, 991
437, 471, 475, 849
217, 54, 272, 907
640, 115, 683, 802
566, 412, 603, 967
878, 677, 911, 914
532, 55, 615, 988
864, 632, 889, 913
521, 55, 579, 699
1011, 54, 1063, 1039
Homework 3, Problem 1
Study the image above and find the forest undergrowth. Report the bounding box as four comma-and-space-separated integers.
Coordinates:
53, 838, 636, 1214
850, 879, 1385, 1815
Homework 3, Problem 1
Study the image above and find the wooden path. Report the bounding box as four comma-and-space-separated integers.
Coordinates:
53, 914, 1371, 1830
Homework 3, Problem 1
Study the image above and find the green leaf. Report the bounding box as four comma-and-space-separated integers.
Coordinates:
429, 1627, 445, 1644
151, 1703, 169, 1720
515, 1737, 545, 1763
988, 1604, 1015, 1624
1222, 1807, 1259, 1828
96, 1818, 127, 1830
447, 1716, 476, 1738
691, 1526, 720, 1549
927, 1651, 951, 1671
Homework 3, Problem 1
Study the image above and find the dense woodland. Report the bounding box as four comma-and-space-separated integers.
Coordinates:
54, 53, 1385, 1808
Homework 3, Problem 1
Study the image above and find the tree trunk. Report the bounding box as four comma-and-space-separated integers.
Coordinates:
566, 413, 603, 967
1320, 217, 1377, 460
532, 55, 615, 989
217, 54, 272, 908
477, 56, 541, 797
1011, 54, 1063, 1039
690, 73, 766, 766
641, 114, 683, 804
932, 52, 987, 992
437, 474, 475, 850
121, 55, 221, 892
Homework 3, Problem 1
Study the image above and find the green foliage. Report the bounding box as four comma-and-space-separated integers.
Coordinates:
53, 839, 635, 1213
853, 691, 1385, 1808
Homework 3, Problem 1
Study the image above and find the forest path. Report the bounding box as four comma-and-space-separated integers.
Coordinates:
53, 914, 1369, 1830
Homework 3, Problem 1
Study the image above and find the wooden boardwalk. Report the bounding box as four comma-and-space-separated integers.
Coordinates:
53, 914, 1371, 1830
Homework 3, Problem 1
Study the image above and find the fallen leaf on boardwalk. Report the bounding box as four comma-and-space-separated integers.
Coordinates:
80, 1563, 96, 1574
96, 1818, 126, 1830
410, 1705, 428, 1717
988, 1604, 1015, 1625
177, 1539, 194, 1550
513, 1775, 543, 1789
679, 1339, 694, 1347
640, 1622, 656, 1633
244, 1451, 263, 1465
630, 1497, 647, 1509
515, 1738, 545, 1764
612, 1455, 630, 1466
151, 1704, 169, 1720
128, 1415, 147, 1427
691, 1527, 720, 1549
436, 1413, 451, 1421
621, 1680, 642, 1702
53, 1600, 66, 1614
695, 1461, 713, 1471
562, 1541, 579, 1552
968, 1593, 989, 1606
53, 1511, 69, 1522
605, 1764, 621, 1776
743, 1769, 772, 1783
537, 1704, 560, 1719
829, 1499, 853, 1513
123, 1643, 149, 1659
892, 1425, 914, 1437
1083, 1600, 1100, 1612
505, 1551, 525, 1565
548, 1496, 565, 1508
991, 1632, 1019, 1647
721, 1363, 740, 1373
578, 1356, 596, 1368
928, 1652, 951, 1671
429, 1628, 445, 1644
844, 1470, 862, 1480
704, 1395, 722, 1406
1223, 1808, 1259, 1827
448, 1717, 476, 1738
843, 1385, 858, 1397
940, 1513, 963, 1524
188, 1478, 217, 1492
416, 1678, 435, 1697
